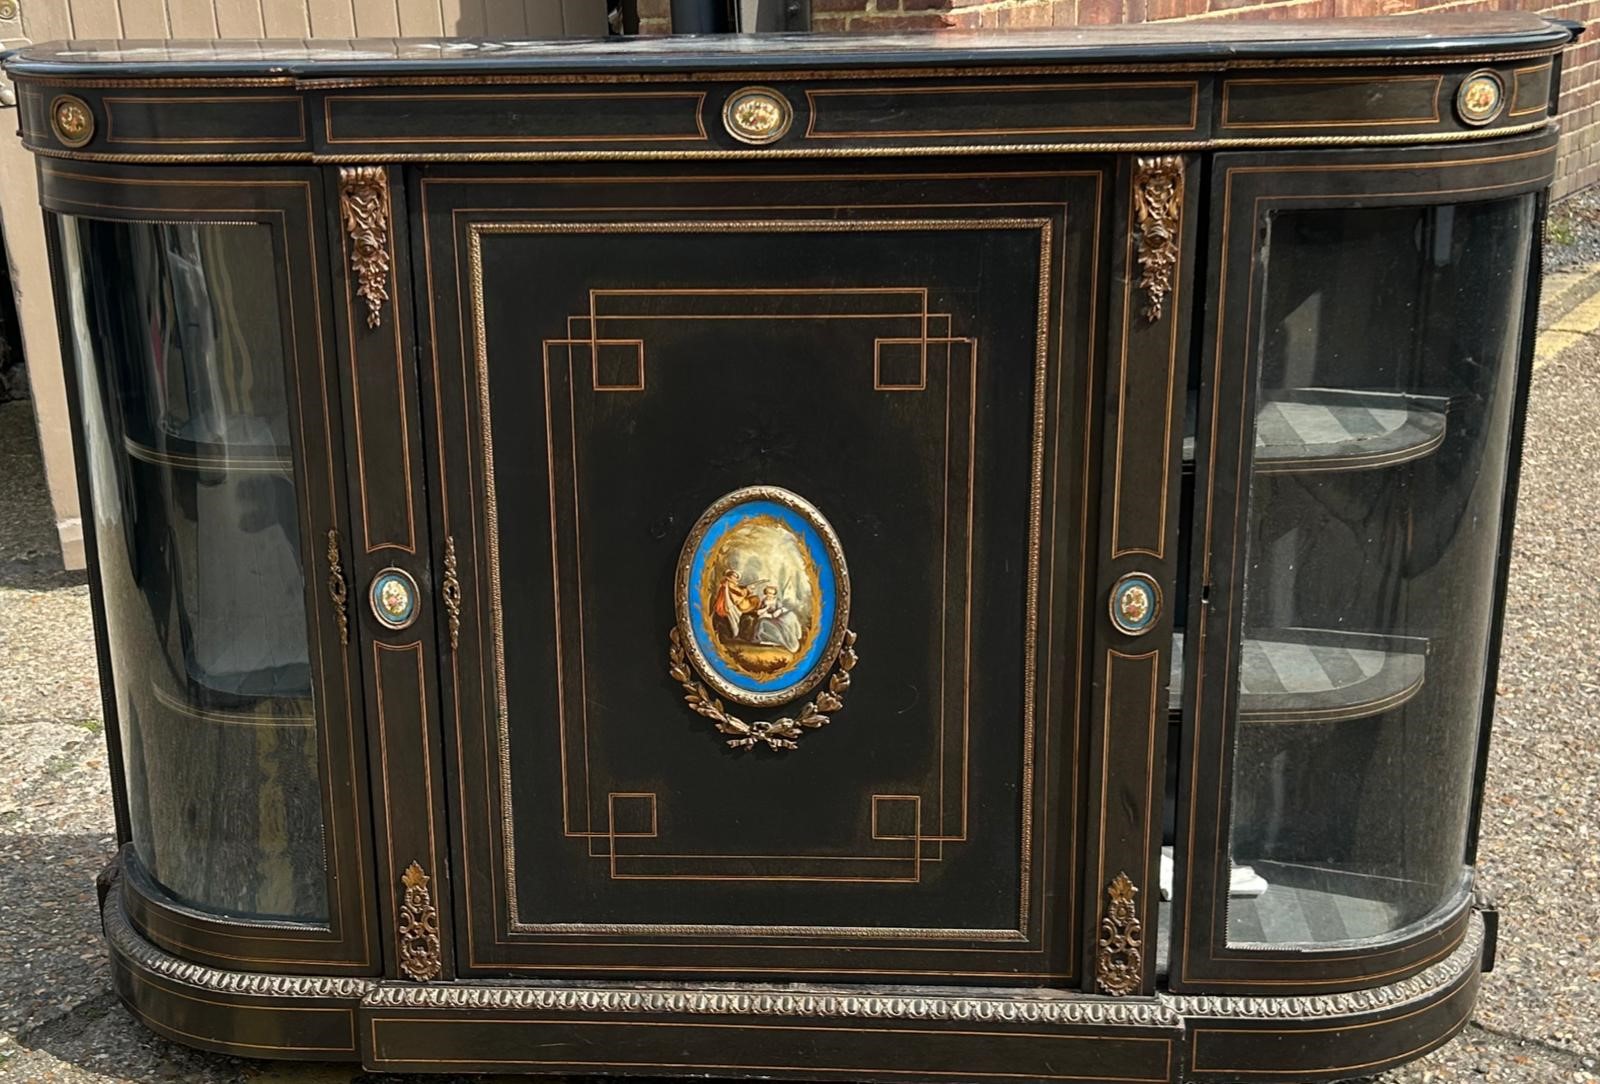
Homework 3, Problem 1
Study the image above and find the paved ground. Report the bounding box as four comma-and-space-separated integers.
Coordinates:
1, 239, 1598, 1083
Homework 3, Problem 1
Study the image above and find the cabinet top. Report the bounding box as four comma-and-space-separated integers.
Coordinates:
2, 16, 1576, 80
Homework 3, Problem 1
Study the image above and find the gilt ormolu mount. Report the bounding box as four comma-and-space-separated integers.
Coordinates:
3, 15, 1577, 1081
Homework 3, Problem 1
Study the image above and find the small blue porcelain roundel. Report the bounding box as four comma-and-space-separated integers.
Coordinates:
676, 486, 850, 709
1110, 573, 1160, 636
370, 568, 419, 630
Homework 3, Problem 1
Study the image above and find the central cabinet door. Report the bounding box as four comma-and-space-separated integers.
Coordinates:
416, 163, 1107, 982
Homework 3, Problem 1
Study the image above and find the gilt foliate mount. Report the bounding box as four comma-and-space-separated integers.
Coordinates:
669, 486, 857, 751
1133, 155, 1185, 324
338, 165, 393, 330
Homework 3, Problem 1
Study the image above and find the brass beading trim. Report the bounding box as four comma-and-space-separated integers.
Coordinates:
101, 875, 1487, 1026
105, 886, 375, 999
16, 117, 1555, 164
1167, 914, 1485, 1018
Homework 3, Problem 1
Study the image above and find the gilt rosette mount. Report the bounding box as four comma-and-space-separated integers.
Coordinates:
1457, 69, 1508, 126
50, 94, 94, 148
722, 86, 794, 145
670, 486, 856, 751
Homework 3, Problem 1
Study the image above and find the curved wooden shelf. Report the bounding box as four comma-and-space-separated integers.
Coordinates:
1181, 388, 1448, 473
1172, 627, 1428, 725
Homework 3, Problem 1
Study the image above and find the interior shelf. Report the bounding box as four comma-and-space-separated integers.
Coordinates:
1180, 388, 1448, 473
152, 683, 316, 730
1170, 627, 1427, 725
123, 434, 293, 474
1225, 860, 1411, 946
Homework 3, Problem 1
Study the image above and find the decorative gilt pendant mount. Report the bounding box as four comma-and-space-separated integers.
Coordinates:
325, 529, 349, 646
668, 486, 857, 751
1133, 156, 1185, 324
397, 861, 442, 982
1096, 871, 1145, 996
338, 165, 393, 330
441, 535, 462, 651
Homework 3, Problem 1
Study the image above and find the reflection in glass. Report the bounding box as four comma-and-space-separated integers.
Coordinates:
1226, 197, 1534, 946
58, 216, 327, 922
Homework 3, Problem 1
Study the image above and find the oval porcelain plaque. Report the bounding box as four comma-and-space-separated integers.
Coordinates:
676, 486, 850, 708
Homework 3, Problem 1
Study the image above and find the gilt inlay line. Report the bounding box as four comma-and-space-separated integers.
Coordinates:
338, 165, 392, 329
1133, 155, 1184, 323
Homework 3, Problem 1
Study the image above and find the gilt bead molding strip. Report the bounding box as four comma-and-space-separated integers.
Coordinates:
118, 850, 335, 933
1164, 912, 1484, 1020
106, 879, 1486, 1026
18, 119, 1556, 165
103, 891, 377, 1000
365, 982, 1182, 1027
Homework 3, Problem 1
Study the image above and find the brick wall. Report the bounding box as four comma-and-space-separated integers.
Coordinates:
643, 1, 1600, 196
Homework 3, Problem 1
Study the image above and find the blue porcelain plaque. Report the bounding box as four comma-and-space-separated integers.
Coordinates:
675, 486, 850, 708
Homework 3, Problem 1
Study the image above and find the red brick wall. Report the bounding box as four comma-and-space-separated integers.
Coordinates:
640, 2, 1599, 196
809, 2, 1600, 194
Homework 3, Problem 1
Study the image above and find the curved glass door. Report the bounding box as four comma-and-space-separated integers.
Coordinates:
43, 163, 377, 972
1223, 195, 1534, 947
1172, 135, 1552, 991
60, 216, 327, 922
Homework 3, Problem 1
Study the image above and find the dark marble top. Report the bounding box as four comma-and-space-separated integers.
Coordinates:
1, 16, 1576, 79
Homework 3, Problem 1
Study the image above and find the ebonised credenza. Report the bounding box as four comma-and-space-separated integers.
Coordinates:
1, 16, 1578, 1080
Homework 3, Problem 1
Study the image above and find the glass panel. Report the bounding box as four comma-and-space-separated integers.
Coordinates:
58, 215, 327, 923
1225, 196, 1534, 947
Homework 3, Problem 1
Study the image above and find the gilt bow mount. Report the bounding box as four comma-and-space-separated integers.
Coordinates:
668, 486, 859, 752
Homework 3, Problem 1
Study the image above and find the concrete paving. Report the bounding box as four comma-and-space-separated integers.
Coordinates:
1, 252, 1598, 1083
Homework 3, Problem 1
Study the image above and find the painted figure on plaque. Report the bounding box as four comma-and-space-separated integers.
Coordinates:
678, 486, 849, 714
712, 568, 757, 640
753, 585, 803, 652
709, 570, 805, 655
699, 513, 821, 682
